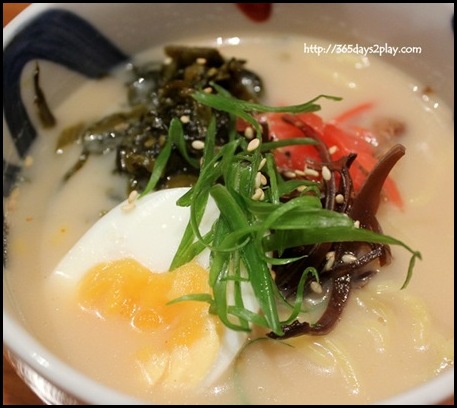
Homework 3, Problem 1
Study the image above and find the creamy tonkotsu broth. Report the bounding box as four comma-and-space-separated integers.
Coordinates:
4, 36, 454, 404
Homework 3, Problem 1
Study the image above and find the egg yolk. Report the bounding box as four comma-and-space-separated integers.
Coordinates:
78, 258, 222, 388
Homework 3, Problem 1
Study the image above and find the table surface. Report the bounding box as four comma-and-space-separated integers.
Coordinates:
2, 3, 454, 406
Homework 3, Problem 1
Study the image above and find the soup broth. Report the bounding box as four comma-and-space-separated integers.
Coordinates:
4, 35, 454, 404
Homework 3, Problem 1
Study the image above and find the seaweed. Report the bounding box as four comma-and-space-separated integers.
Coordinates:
57, 46, 264, 192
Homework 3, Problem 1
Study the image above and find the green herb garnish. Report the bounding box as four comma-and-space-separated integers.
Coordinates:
144, 88, 421, 339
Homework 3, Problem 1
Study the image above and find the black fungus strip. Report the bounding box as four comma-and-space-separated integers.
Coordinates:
269, 274, 352, 338
270, 123, 405, 339
350, 144, 405, 224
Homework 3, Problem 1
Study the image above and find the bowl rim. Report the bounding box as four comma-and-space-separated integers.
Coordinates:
3, 307, 455, 404
3, 2, 454, 405
3, 309, 144, 404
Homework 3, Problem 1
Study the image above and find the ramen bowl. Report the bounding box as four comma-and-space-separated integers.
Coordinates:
3, 3, 454, 405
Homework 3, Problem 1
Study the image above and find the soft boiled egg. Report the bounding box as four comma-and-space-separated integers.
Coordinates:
51, 187, 257, 389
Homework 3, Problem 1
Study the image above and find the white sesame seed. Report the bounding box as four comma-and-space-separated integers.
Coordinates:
196, 57, 207, 65
353, 220, 360, 229
342, 254, 358, 264
324, 251, 336, 271
251, 187, 263, 201
164, 57, 173, 65
259, 189, 265, 201
326, 251, 336, 260
191, 140, 205, 150
180, 115, 190, 124
294, 169, 306, 177
203, 87, 213, 93
284, 171, 297, 179
244, 126, 254, 139
207, 67, 218, 76
296, 185, 307, 192
247, 138, 260, 152
128, 190, 139, 203
255, 172, 262, 188
335, 194, 345, 204
322, 165, 332, 181
328, 145, 339, 155
260, 173, 268, 186
304, 168, 320, 178
310, 281, 323, 294
259, 157, 267, 170
121, 202, 136, 212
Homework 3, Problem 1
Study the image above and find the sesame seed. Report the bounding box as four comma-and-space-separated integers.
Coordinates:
203, 87, 213, 93
244, 126, 254, 139
304, 168, 320, 178
180, 115, 190, 124
353, 220, 360, 229
191, 140, 205, 150
259, 157, 267, 170
260, 173, 268, 186
310, 281, 323, 294
247, 138, 260, 152
128, 190, 139, 203
164, 57, 173, 65
324, 251, 336, 271
294, 169, 306, 177
255, 172, 262, 188
322, 165, 332, 181
328, 145, 339, 155
259, 189, 265, 201
342, 254, 358, 264
335, 194, 345, 204
121, 202, 136, 212
284, 171, 297, 179
251, 187, 263, 201
196, 57, 207, 65
207, 67, 218, 76
296, 185, 307, 192
326, 251, 336, 260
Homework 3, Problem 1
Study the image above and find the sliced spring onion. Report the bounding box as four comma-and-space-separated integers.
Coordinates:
142, 88, 421, 337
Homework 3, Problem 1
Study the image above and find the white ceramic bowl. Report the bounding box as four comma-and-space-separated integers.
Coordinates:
3, 3, 454, 405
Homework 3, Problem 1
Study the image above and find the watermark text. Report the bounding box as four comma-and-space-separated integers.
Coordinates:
303, 43, 422, 57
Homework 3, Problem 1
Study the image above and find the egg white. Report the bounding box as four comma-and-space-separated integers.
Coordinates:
51, 187, 257, 387
53, 187, 216, 279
